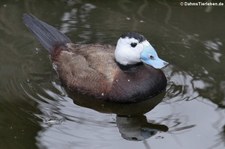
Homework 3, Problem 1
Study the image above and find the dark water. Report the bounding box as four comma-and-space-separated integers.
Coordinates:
0, 0, 225, 148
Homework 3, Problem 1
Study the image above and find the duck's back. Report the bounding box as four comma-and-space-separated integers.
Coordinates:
54, 43, 120, 99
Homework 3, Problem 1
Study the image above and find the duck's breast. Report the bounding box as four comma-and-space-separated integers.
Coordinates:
108, 65, 167, 102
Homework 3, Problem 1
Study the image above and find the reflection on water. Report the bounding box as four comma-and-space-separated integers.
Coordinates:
116, 115, 168, 141
0, 0, 225, 149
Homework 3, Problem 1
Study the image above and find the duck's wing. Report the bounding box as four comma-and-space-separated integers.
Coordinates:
54, 43, 119, 97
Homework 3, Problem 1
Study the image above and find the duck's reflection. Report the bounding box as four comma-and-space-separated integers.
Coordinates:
116, 115, 168, 141
67, 90, 168, 141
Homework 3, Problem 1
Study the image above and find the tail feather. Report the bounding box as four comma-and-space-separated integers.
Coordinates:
23, 14, 71, 53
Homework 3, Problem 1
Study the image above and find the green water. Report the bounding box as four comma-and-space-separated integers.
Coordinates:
0, 0, 225, 149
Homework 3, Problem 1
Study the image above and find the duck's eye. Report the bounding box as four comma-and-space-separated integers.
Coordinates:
149, 55, 155, 60
130, 42, 137, 48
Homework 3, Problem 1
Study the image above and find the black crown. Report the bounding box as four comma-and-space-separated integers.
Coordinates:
120, 32, 146, 43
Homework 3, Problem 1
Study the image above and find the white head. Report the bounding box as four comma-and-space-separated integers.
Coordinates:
115, 32, 168, 69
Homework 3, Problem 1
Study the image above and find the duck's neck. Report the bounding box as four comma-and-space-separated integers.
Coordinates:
116, 61, 143, 71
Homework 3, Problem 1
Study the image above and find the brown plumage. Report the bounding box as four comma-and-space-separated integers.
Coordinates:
55, 44, 118, 99
23, 14, 167, 103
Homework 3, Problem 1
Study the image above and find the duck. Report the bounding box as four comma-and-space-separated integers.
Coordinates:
23, 14, 168, 103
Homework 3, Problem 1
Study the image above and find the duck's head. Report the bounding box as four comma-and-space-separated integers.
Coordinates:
115, 32, 168, 69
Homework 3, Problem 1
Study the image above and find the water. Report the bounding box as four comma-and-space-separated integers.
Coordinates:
0, 0, 225, 149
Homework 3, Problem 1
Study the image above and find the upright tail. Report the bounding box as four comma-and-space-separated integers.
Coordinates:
23, 14, 71, 53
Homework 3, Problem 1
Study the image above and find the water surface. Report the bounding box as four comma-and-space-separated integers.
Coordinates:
0, 0, 225, 149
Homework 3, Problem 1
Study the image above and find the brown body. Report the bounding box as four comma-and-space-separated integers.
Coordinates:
53, 43, 166, 102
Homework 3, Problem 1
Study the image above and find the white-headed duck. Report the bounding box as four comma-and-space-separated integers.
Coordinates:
23, 14, 168, 103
